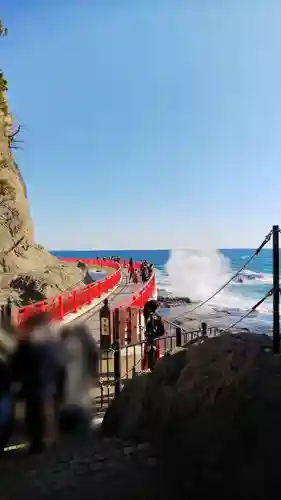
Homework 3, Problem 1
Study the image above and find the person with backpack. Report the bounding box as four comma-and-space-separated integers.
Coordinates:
143, 300, 165, 370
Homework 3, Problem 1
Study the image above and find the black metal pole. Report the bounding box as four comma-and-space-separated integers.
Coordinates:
272, 225, 280, 353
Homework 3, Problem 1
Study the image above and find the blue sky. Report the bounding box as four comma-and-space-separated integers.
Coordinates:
1, 0, 280, 249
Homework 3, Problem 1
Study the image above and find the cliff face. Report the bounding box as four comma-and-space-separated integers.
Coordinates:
0, 21, 84, 305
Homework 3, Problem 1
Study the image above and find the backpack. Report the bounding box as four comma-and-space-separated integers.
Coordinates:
145, 313, 160, 340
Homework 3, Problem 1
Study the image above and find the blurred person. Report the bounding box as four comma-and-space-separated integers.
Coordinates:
58, 323, 99, 435
128, 262, 134, 282
132, 269, 139, 284
0, 325, 18, 455
13, 312, 62, 453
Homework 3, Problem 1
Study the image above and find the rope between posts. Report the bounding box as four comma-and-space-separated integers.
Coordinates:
171, 229, 273, 323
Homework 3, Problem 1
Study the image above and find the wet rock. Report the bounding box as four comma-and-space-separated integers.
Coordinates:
157, 296, 192, 307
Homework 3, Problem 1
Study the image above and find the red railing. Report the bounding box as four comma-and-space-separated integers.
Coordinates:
130, 273, 156, 308
114, 271, 156, 310
14, 258, 123, 327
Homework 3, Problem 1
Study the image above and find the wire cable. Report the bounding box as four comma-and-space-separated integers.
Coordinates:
216, 288, 273, 334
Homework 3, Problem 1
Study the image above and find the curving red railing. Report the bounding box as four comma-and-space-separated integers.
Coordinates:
130, 273, 156, 308
13, 257, 156, 327
114, 270, 156, 311
14, 258, 124, 327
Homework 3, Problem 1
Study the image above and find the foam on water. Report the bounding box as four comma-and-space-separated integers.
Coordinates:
156, 249, 273, 319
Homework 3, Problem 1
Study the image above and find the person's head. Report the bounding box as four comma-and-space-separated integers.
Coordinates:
145, 299, 158, 314
103, 298, 109, 307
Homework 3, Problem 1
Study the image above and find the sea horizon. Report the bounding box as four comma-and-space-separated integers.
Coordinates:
51, 247, 273, 252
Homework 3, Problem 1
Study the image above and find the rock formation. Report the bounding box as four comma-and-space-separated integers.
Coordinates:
0, 20, 84, 305
102, 332, 281, 500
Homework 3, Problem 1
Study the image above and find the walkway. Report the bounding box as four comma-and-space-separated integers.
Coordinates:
70, 268, 144, 343
0, 430, 166, 500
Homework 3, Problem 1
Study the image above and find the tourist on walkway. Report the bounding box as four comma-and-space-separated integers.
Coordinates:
128, 262, 134, 282
141, 264, 148, 283
143, 300, 165, 370
132, 269, 139, 284
13, 312, 62, 454
144, 300, 165, 337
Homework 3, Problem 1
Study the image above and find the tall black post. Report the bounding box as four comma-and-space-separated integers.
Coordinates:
272, 225, 280, 353
113, 308, 121, 394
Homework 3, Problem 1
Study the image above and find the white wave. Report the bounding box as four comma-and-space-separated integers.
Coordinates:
233, 269, 272, 286
161, 249, 273, 316
165, 248, 231, 302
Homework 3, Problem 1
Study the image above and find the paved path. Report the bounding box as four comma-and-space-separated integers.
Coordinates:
71, 268, 144, 343
0, 431, 166, 500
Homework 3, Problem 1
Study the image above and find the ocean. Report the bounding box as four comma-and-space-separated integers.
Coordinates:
52, 248, 276, 334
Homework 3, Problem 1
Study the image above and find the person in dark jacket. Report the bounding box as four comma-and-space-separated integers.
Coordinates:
143, 300, 165, 337
13, 312, 62, 453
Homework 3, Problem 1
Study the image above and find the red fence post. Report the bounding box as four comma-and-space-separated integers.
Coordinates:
39, 302, 45, 314
87, 286, 92, 304
58, 295, 64, 320
72, 291, 78, 313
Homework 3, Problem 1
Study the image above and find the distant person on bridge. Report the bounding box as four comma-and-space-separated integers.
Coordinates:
128, 259, 135, 282
132, 269, 139, 284
141, 264, 149, 284
148, 263, 154, 278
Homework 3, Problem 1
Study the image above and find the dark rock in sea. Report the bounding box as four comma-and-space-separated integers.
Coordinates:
102, 332, 281, 500
157, 296, 191, 307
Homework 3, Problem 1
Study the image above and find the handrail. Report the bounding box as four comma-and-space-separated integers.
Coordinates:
13, 258, 124, 326
130, 273, 156, 308
12, 257, 156, 327
115, 271, 156, 310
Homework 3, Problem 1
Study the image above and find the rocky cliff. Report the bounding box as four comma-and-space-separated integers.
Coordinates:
0, 20, 84, 305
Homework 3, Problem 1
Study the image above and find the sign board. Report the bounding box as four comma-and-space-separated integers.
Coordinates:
100, 305, 111, 349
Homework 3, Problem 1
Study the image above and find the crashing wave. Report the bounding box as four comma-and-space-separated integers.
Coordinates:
233, 270, 265, 284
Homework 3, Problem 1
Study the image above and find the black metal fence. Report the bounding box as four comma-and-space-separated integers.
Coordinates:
95, 321, 221, 411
